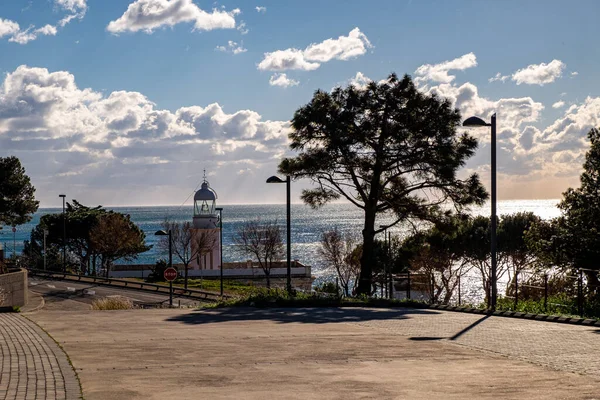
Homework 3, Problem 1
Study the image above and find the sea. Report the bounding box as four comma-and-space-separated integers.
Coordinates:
2, 200, 561, 284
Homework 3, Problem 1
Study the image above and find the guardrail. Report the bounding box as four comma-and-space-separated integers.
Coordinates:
27, 269, 230, 302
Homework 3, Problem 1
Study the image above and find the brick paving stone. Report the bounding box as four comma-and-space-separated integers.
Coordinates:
358, 308, 600, 376
0, 313, 81, 400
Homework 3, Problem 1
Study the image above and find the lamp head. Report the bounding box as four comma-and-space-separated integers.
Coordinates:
463, 116, 490, 127
266, 175, 286, 184
154, 230, 168, 236
59, 194, 66, 198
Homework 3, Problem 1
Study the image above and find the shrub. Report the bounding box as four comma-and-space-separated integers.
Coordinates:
91, 296, 134, 310
147, 259, 168, 282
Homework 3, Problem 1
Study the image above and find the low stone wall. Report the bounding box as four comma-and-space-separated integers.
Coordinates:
0, 269, 28, 308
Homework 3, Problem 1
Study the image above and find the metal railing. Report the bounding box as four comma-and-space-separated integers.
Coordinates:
27, 268, 230, 302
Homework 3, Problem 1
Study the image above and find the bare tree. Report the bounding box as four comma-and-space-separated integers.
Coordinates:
159, 220, 218, 289
234, 219, 284, 288
318, 228, 359, 296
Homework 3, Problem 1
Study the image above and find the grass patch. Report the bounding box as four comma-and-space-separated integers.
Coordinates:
200, 288, 428, 309
91, 296, 135, 310
495, 294, 600, 320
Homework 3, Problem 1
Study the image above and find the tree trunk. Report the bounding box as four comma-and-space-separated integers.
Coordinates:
265, 270, 271, 289
184, 262, 189, 290
585, 270, 600, 298
357, 205, 377, 295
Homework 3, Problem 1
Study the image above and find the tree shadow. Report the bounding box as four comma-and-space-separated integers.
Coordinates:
166, 307, 440, 325
408, 315, 491, 342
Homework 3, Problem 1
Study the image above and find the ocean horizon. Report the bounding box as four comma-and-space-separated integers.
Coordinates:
2, 200, 561, 278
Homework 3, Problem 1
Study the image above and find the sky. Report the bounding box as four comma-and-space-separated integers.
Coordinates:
1, 0, 599, 207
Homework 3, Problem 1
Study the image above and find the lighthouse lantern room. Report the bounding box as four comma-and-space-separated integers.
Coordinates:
190, 173, 221, 270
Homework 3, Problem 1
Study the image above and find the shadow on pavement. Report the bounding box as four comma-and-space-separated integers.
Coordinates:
166, 307, 440, 325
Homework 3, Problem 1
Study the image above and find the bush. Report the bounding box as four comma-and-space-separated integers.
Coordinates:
202, 288, 427, 309
91, 296, 134, 310
147, 259, 168, 282
314, 281, 339, 295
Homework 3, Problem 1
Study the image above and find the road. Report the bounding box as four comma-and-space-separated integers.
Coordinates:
29, 277, 202, 310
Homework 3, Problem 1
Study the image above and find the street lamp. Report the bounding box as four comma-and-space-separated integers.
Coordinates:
463, 113, 497, 311
379, 225, 391, 299
59, 194, 66, 272
215, 207, 224, 297
155, 229, 173, 306
266, 175, 292, 294
43, 229, 48, 271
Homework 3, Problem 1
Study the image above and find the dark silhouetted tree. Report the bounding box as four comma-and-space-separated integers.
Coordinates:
279, 74, 487, 294
0, 156, 39, 227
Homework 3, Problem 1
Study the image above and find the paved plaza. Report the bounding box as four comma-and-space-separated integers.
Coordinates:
11, 306, 598, 399
0, 313, 81, 400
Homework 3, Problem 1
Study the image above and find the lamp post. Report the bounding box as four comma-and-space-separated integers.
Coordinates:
266, 175, 292, 294
463, 113, 497, 311
215, 207, 224, 297
59, 194, 66, 272
379, 225, 393, 299
43, 229, 48, 271
155, 229, 173, 306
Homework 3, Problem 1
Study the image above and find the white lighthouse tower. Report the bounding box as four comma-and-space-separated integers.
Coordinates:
190, 174, 221, 270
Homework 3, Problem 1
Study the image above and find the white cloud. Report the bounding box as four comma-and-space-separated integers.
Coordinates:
255, 6, 267, 13
511, 59, 565, 85
571, 71, 579, 77
236, 21, 249, 35
258, 49, 320, 71
0, 1, 85, 44
269, 73, 299, 88
215, 40, 247, 54
35, 24, 58, 36
0, 18, 20, 38
8, 25, 58, 44
106, 0, 238, 34
54, 0, 87, 12
552, 100, 565, 109
258, 28, 371, 71
349, 71, 372, 89
414, 52, 477, 84
0, 66, 291, 201
488, 72, 509, 83
303, 28, 372, 62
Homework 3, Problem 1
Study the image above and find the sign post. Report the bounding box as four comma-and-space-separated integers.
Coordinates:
164, 267, 177, 307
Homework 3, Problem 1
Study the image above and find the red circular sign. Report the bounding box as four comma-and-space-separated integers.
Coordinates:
164, 267, 178, 281
12, 227, 16, 233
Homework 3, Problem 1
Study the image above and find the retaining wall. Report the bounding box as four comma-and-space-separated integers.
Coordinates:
0, 269, 28, 308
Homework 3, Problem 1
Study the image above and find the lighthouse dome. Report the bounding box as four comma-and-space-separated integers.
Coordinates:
194, 181, 217, 201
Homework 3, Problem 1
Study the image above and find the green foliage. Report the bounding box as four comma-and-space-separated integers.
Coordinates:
147, 259, 168, 282
314, 281, 339, 295
90, 212, 150, 277
279, 73, 487, 294
202, 288, 428, 309
24, 200, 150, 275
496, 294, 600, 319
552, 128, 600, 295
0, 156, 39, 227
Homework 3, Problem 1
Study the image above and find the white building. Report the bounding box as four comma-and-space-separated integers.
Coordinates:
189, 179, 221, 271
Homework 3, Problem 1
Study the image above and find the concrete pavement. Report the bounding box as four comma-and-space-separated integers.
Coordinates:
25, 307, 600, 399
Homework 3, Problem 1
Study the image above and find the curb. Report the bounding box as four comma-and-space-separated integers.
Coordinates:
21, 290, 46, 313
428, 304, 600, 327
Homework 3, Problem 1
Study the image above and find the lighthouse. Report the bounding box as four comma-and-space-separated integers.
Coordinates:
190, 176, 221, 270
